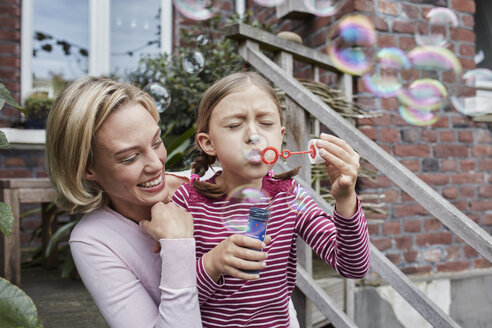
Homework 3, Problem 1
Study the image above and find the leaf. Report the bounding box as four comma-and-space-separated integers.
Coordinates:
0, 130, 8, 148
45, 219, 79, 257
0, 202, 14, 238
0, 277, 43, 328
0, 81, 25, 114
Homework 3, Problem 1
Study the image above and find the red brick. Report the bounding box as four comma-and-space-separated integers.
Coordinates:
477, 130, 492, 143
424, 218, 441, 231
0, 169, 31, 178
382, 221, 400, 235
475, 259, 492, 269
380, 128, 398, 143
381, 98, 398, 110
372, 238, 392, 251
470, 200, 492, 211
451, 0, 475, 13
0, 43, 19, 54
472, 145, 492, 157
401, 3, 418, 19
401, 160, 419, 172
442, 187, 458, 199
393, 20, 414, 34
367, 223, 379, 235
416, 232, 453, 246
383, 190, 398, 202
401, 265, 431, 275
377, 35, 396, 48
394, 204, 428, 217
418, 173, 449, 186
452, 172, 485, 184
440, 159, 457, 171
436, 261, 470, 272
421, 130, 437, 142
462, 14, 474, 27
359, 126, 377, 140
446, 246, 461, 260
434, 145, 468, 158
403, 250, 418, 263
368, 15, 389, 31
4, 157, 24, 167
354, 0, 374, 13
378, 1, 398, 15
452, 28, 476, 43
0, 56, 20, 67
394, 144, 430, 157
459, 44, 475, 57
482, 213, 492, 226
460, 186, 476, 198
457, 130, 474, 143
0, 5, 20, 17
403, 220, 420, 233
460, 159, 476, 171
399, 36, 416, 51
479, 185, 492, 198
395, 236, 412, 250
464, 245, 478, 258
386, 253, 401, 265
439, 131, 455, 142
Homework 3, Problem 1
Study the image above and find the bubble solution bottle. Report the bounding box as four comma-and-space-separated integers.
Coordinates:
243, 207, 269, 274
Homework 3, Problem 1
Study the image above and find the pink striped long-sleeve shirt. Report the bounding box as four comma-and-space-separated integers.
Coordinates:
172, 172, 370, 328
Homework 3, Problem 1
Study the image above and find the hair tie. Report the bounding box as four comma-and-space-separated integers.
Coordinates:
190, 174, 200, 183
268, 170, 274, 177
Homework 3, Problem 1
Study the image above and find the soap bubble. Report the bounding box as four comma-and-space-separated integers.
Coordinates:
182, 51, 205, 74
173, 0, 212, 21
222, 187, 268, 233
362, 47, 411, 98
143, 82, 172, 113
407, 46, 462, 75
243, 134, 268, 164
327, 14, 376, 76
451, 68, 492, 116
397, 78, 448, 111
303, 0, 346, 17
253, 0, 286, 7
398, 105, 440, 126
196, 34, 208, 46
415, 7, 458, 47
286, 184, 313, 214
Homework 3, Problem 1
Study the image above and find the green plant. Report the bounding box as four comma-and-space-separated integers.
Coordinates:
0, 80, 43, 327
23, 93, 54, 128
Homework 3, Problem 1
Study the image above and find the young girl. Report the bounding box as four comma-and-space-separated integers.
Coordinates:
172, 72, 370, 328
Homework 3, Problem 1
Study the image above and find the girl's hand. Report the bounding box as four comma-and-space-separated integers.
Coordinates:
140, 202, 194, 240
316, 133, 360, 217
203, 234, 271, 282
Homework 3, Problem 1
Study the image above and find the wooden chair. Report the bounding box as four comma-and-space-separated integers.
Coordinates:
0, 178, 57, 286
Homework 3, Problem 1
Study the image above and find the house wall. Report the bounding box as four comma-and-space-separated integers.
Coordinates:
248, 0, 492, 275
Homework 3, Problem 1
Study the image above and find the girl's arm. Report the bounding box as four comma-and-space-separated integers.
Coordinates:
70, 238, 202, 328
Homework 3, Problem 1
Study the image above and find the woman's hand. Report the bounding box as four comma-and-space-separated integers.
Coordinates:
316, 133, 360, 217
140, 202, 194, 240
203, 234, 271, 282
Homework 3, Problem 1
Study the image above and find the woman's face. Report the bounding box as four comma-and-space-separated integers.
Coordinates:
85, 102, 168, 221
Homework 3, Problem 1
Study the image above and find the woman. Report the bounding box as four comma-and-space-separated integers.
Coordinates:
45, 77, 296, 328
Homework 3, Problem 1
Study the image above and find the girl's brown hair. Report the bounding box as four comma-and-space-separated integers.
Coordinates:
191, 71, 298, 198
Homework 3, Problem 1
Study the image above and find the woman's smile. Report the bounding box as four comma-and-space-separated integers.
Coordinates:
137, 173, 165, 192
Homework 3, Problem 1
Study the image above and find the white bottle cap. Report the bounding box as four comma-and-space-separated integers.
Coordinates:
308, 139, 325, 164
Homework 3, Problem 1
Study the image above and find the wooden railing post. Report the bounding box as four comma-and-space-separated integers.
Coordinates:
274, 48, 314, 328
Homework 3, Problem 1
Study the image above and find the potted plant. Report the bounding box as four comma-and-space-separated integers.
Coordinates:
23, 92, 54, 129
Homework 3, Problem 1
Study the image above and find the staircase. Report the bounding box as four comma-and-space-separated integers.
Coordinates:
225, 23, 492, 328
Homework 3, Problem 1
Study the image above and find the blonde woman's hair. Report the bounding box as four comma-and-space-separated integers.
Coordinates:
46, 76, 159, 214
191, 71, 298, 198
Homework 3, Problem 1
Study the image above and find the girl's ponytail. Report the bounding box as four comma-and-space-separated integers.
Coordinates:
191, 151, 226, 199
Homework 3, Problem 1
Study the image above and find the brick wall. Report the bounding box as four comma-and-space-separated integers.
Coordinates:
0, 0, 22, 126
248, 0, 492, 274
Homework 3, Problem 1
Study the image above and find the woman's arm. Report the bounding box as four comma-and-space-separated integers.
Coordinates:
70, 238, 202, 328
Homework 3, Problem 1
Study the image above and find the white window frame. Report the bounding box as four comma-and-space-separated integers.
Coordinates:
21, 0, 173, 102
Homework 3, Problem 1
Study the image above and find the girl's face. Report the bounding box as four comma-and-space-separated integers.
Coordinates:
197, 84, 285, 190
85, 102, 169, 221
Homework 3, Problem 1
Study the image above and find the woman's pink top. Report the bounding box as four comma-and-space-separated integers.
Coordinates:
70, 205, 202, 328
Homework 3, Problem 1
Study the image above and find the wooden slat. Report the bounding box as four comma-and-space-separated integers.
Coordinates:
0, 178, 52, 189
242, 43, 492, 264
19, 188, 57, 203
278, 161, 462, 328
296, 266, 358, 328
370, 245, 461, 328
226, 23, 338, 72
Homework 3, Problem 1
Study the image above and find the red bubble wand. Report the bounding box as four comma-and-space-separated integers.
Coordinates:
261, 144, 317, 164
